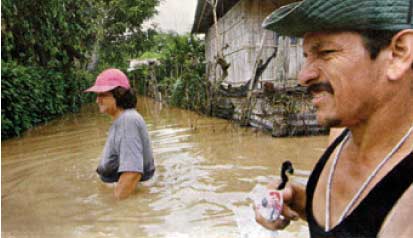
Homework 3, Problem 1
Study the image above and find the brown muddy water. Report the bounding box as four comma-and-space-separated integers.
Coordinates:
2, 96, 328, 238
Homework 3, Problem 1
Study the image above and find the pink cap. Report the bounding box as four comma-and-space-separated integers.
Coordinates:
84, 68, 130, 93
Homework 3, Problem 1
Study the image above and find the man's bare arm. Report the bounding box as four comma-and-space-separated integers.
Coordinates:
289, 182, 307, 220
379, 185, 413, 238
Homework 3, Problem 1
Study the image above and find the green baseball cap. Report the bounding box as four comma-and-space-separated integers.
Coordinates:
263, 0, 413, 37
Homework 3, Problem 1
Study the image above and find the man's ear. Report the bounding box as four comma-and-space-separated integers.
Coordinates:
386, 29, 413, 81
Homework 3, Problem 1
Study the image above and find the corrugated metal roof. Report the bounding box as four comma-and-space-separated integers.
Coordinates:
191, 0, 301, 34
191, 0, 241, 33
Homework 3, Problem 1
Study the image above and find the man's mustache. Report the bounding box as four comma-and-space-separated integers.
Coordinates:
306, 82, 334, 95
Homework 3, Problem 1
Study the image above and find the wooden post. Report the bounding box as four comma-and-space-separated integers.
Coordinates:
241, 31, 277, 125
206, 0, 230, 116
149, 64, 161, 102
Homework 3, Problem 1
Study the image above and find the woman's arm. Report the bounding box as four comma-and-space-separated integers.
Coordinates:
114, 172, 142, 200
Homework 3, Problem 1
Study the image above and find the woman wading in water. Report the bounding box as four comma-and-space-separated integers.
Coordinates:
85, 68, 155, 200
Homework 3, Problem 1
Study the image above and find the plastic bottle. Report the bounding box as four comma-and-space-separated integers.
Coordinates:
255, 189, 283, 221
254, 189, 283, 237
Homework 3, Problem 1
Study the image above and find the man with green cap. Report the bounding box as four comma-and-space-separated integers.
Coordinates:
255, 0, 413, 237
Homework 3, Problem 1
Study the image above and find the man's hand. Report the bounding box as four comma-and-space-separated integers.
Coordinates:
114, 172, 142, 200
254, 180, 306, 230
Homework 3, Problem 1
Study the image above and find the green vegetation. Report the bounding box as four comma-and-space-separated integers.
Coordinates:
1, 0, 98, 139
1, 62, 93, 138
1, 0, 208, 139
1, 0, 160, 139
130, 33, 208, 112
92, 0, 160, 71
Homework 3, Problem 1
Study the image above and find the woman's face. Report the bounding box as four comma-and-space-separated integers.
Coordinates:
96, 92, 118, 116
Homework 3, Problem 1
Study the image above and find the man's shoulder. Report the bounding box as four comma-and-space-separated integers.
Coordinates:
379, 184, 413, 238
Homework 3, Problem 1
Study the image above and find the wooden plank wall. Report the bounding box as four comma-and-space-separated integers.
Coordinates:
205, 0, 304, 88
203, 0, 325, 136
205, 0, 247, 85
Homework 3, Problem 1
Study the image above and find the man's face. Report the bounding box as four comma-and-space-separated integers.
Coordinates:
298, 31, 385, 127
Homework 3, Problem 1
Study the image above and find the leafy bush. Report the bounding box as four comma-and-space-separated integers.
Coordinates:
1, 0, 97, 139
1, 0, 98, 70
1, 0, 160, 139
1, 61, 94, 139
131, 33, 207, 112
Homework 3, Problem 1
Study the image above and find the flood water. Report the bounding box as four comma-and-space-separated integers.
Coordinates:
2, 96, 329, 238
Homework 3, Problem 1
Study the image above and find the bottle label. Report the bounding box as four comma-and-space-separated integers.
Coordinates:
256, 189, 283, 221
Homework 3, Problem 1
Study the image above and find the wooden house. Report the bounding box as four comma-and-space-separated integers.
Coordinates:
192, 0, 326, 136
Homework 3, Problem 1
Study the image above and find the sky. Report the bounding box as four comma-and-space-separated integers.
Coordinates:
146, 0, 198, 34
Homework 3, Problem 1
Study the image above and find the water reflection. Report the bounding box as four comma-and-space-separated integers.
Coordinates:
2, 96, 328, 238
